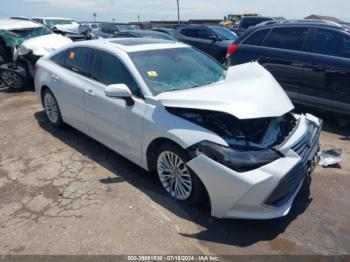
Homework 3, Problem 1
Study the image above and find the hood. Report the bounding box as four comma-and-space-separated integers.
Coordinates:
156, 62, 294, 120
20, 33, 73, 56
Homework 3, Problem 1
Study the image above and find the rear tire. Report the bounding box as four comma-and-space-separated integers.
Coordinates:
43, 89, 64, 127
154, 142, 206, 205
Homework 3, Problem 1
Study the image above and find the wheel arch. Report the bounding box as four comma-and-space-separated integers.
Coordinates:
40, 85, 50, 106
145, 137, 211, 206
146, 137, 183, 173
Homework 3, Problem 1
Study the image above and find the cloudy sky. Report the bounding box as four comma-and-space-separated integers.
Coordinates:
0, 0, 349, 22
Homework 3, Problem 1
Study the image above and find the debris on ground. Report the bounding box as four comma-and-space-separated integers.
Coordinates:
318, 149, 343, 168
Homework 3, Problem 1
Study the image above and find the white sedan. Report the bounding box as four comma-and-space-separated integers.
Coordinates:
35, 38, 322, 219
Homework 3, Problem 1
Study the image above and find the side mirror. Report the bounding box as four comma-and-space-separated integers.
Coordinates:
209, 35, 219, 41
105, 84, 134, 106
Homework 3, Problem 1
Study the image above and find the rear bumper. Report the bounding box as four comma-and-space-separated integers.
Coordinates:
187, 114, 321, 219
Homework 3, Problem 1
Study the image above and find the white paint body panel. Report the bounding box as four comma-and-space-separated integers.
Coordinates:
21, 34, 73, 56
35, 39, 321, 219
187, 115, 313, 219
157, 63, 294, 120
0, 19, 41, 30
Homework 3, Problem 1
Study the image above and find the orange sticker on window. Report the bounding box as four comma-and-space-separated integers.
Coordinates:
69, 51, 75, 60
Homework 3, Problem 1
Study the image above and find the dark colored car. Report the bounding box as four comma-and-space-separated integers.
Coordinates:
95, 24, 134, 38
226, 20, 350, 116
235, 16, 275, 35
114, 30, 176, 41
152, 28, 175, 36
174, 25, 238, 63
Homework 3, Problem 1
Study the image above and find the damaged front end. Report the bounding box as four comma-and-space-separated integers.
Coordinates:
167, 107, 297, 172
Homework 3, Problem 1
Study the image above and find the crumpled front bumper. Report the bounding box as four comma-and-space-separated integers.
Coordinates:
187, 114, 322, 219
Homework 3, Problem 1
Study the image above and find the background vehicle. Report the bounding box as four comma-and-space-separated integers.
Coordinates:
114, 30, 176, 41
35, 39, 321, 220
226, 20, 350, 117
220, 13, 259, 28
234, 16, 275, 35
152, 28, 175, 36
0, 18, 72, 90
32, 17, 93, 41
94, 23, 135, 38
174, 25, 238, 63
32, 17, 77, 28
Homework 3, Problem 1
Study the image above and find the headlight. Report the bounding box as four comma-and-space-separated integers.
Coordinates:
190, 141, 281, 172
17, 46, 30, 56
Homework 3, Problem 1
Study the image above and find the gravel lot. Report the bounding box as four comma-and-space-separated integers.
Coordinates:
0, 89, 349, 255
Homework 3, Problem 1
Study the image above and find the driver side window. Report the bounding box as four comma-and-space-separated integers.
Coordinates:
91, 50, 143, 98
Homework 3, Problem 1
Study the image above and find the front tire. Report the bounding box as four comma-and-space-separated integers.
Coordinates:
155, 142, 206, 205
1, 70, 26, 91
43, 89, 64, 127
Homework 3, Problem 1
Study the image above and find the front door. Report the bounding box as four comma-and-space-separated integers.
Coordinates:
85, 49, 147, 162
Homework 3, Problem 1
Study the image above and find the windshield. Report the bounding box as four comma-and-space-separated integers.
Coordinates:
130, 47, 226, 95
211, 27, 237, 40
46, 19, 75, 27
9, 26, 52, 40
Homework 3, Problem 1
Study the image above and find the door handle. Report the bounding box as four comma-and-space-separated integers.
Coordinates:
309, 64, 325, 72
84, 89, 96, 96
52, 74, 59, 81
257, 56, 271, 63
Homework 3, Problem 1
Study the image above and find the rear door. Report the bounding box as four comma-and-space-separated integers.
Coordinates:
258, 26, 309, 100
194, 28, 220, 58
301, 28, 350, 114
99, 25, 113, 38
177, 28, 199, 46
53, 47, 93, 133
178, 28, 219, 58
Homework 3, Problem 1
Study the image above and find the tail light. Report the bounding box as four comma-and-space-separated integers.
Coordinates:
226, 44, 239, 59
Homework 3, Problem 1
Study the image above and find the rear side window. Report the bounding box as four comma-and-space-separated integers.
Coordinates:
51, 50, 66, 66
197, 29, 215, 39
313, 29, 350, 59
263, 27, 308, 51
101, 25, 111, 33
243, 29, 270, 46
181, 29, 197, 37
91, 50, 142, 98
64, 47, 92, 76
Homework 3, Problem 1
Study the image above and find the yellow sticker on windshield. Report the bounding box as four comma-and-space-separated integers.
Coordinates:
69, 51, 75, 60
147, 71, 158, 77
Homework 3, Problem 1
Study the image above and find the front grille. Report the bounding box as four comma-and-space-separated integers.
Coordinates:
265, 122, 321, 207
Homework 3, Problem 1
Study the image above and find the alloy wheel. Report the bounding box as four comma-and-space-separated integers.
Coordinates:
44, 92, 59, 124
157, 151, 192, 200
1, 71, 22, 89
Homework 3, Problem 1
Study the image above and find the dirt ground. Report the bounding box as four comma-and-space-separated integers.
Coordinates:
0, 89, 349, 255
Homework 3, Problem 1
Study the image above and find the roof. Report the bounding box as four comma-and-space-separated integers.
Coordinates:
305, 15, 343, 23
127, 30, 169, 36
32, 17, 74, 20
253, 19, 346, 30
0, 19, 42, 30
70, 38, 188, 53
